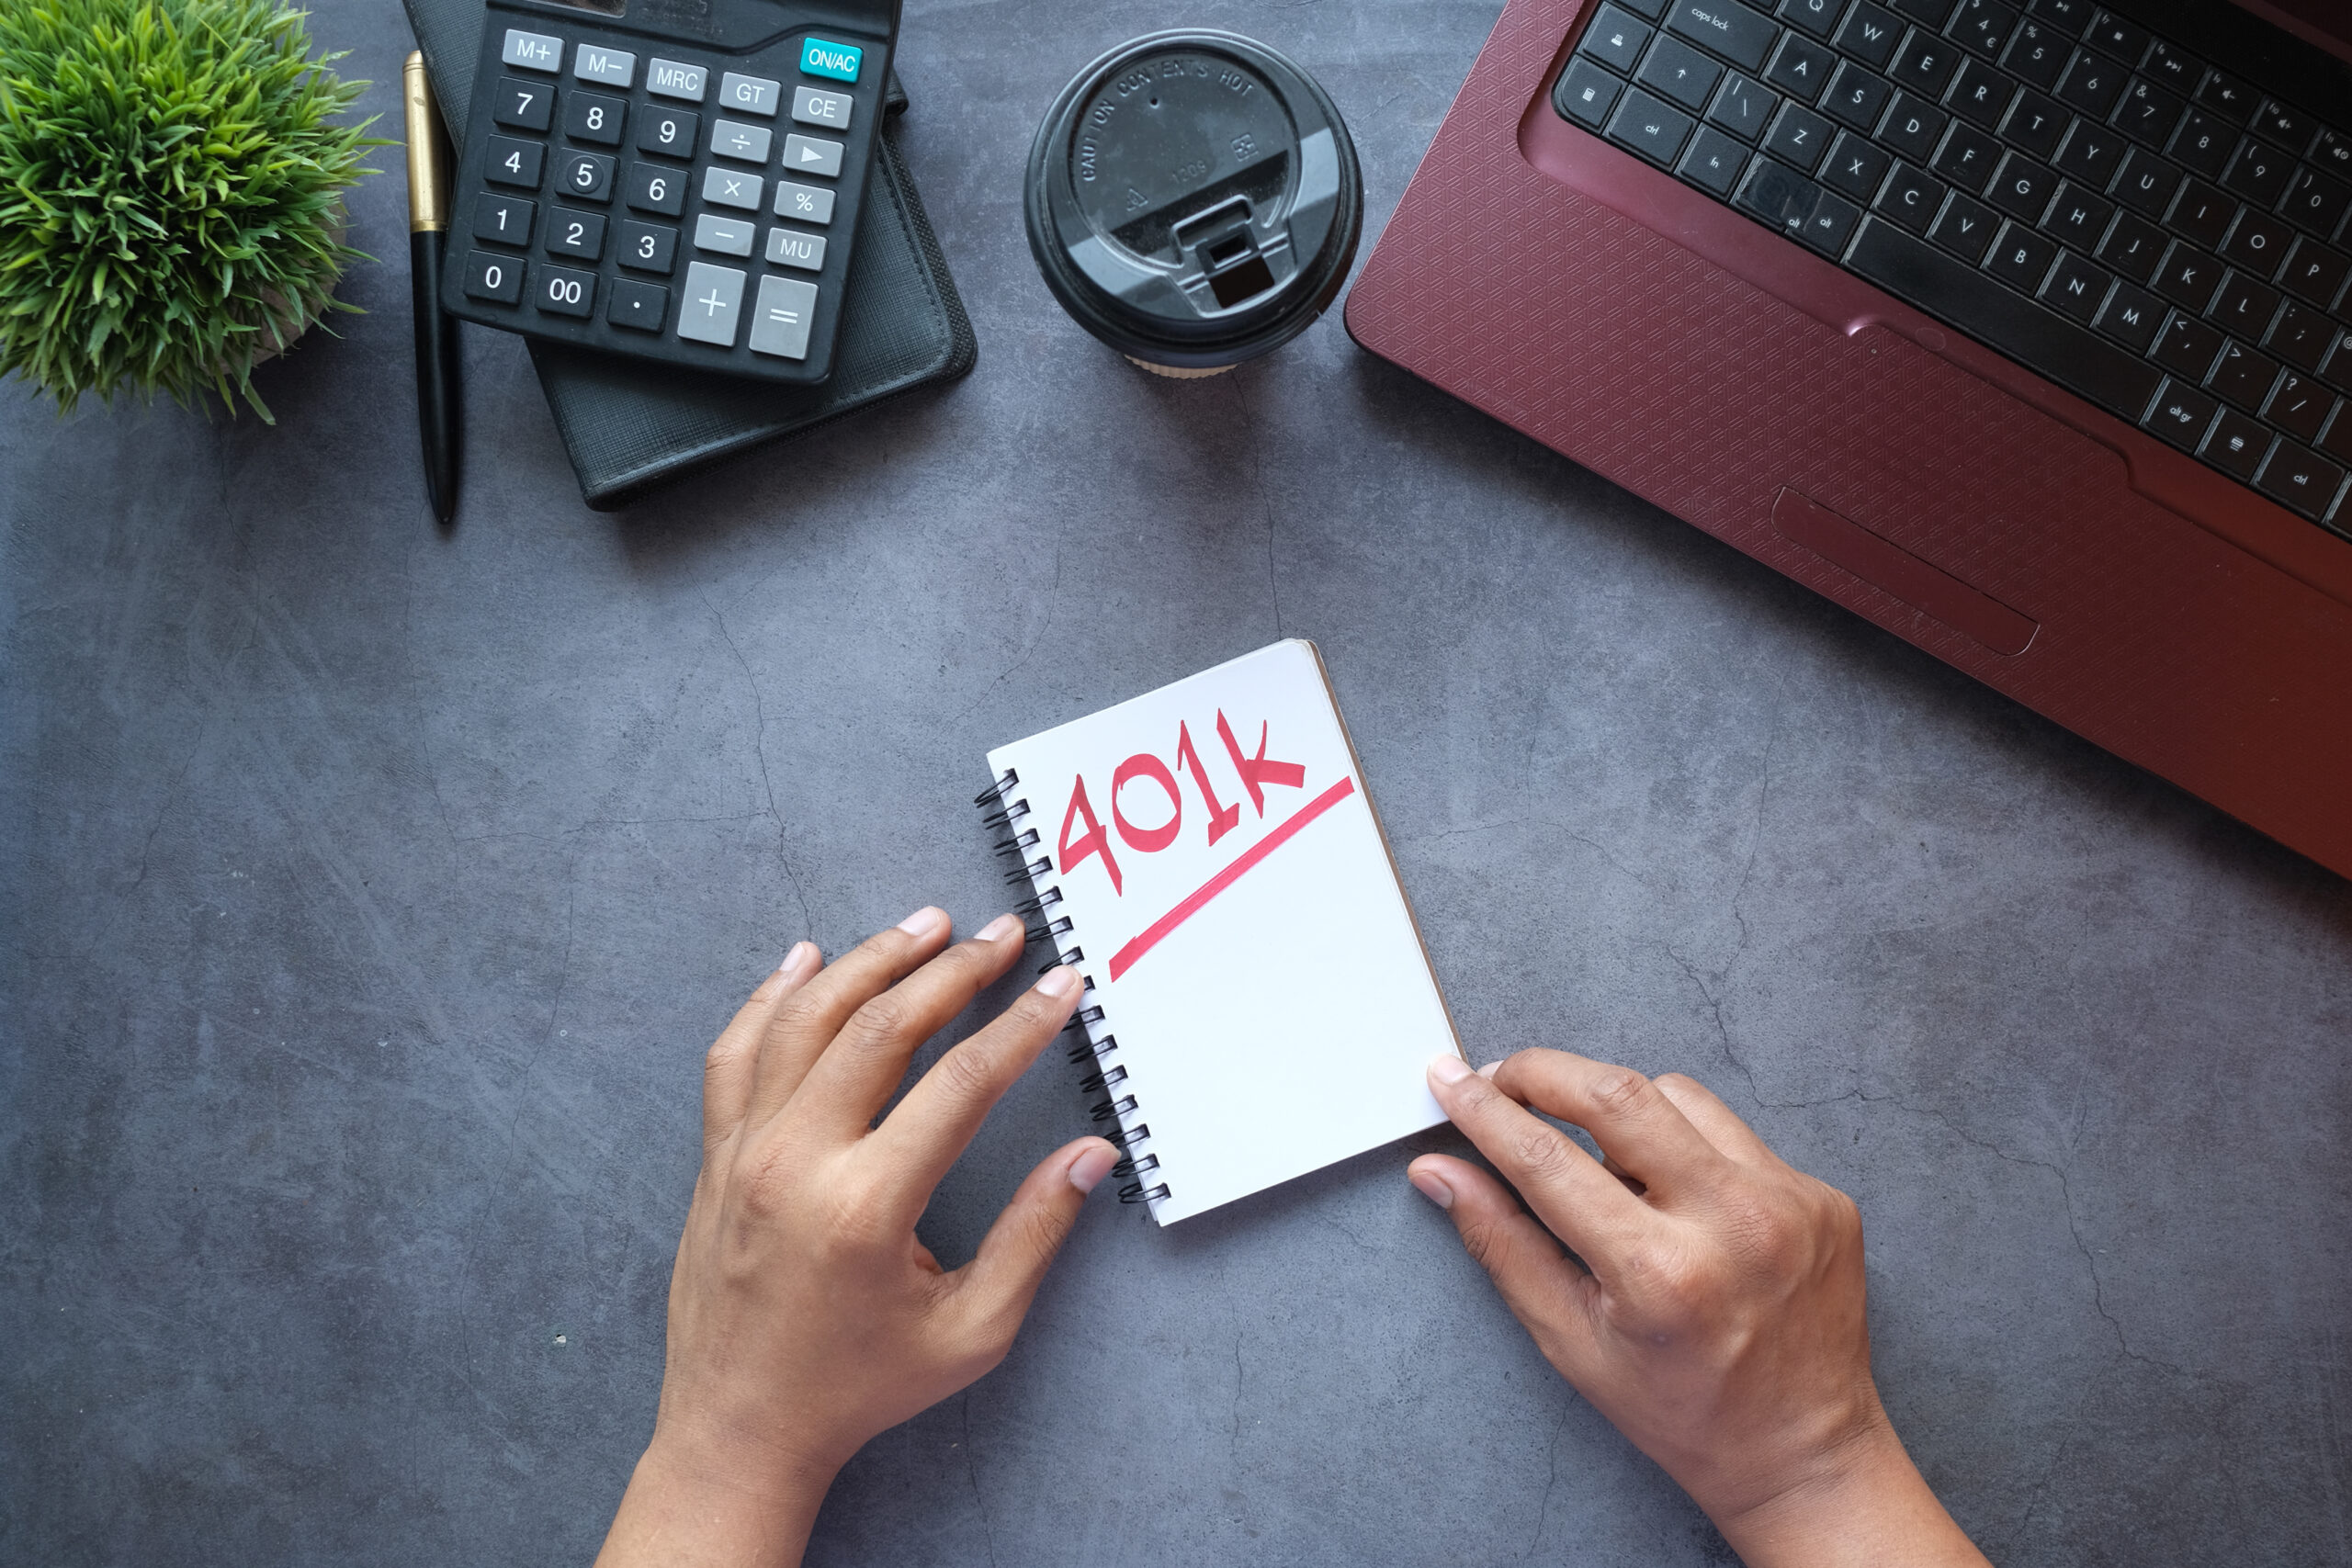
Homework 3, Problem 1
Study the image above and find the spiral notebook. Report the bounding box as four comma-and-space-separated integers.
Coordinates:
978, 641, 1463, 1224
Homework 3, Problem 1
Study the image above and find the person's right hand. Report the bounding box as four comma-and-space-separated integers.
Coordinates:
1408, 1051, 1990, 1568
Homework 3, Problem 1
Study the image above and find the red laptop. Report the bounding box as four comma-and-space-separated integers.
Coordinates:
1348, 0, 2352, 875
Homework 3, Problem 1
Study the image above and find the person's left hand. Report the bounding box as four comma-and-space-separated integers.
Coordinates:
594, 908, 1120, 1568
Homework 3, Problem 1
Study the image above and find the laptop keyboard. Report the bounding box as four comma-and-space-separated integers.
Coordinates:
1555, 0, 2352, 535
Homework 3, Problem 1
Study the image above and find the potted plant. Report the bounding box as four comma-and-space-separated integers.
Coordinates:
0, 0, 380, 421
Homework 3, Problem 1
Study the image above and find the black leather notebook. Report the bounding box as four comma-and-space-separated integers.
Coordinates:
404, 0, 976, 510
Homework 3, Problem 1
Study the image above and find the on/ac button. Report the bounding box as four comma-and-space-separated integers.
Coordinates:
800, 37, 863, 82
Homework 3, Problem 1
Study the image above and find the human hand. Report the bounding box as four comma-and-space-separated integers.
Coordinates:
594, 908, 1120, 1568
1408, 1051, 1988, 1568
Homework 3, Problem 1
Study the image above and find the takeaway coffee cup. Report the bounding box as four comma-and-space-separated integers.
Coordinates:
1023, 30, 1363, 377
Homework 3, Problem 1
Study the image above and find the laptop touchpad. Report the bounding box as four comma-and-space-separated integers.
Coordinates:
1770, 489, 2038, 658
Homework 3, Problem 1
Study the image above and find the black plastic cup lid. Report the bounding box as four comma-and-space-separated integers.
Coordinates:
1024, 30, 1363, 369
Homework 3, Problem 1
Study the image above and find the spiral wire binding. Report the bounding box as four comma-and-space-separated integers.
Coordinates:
977, 770, 1167, 1211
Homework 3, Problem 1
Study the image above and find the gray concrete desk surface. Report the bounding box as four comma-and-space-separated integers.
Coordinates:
4, 0, 2348, 1562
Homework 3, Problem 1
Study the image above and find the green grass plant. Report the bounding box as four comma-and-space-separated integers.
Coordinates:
0, 0, 382, 420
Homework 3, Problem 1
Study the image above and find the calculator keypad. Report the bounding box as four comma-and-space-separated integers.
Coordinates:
446, 10, 887, 379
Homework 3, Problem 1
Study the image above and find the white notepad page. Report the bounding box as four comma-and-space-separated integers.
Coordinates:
984, 640, 1462, 1224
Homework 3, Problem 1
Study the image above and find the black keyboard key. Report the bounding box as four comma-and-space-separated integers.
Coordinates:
2043, 183, 2112, 250
1984, 152, 2060, 221
1821, 62, 1893, 130
2313, 129, 2352, 180
1764, 31, 1837, 100
2112, 78, 2183, 150
1947, 58, 2015, 129
2028, 0, 2089, 32
2280, 238, 2349, 309
2140, 40, 2197, 93
2256, 441, 2346, 521
2211, 271, 2282, 340
2251, 98, 2314, 156
2145, 377, 2218, 448
2003, 88, 2067, 158
616, 219, 678, 275
2168, 109, 2233, 178
2096, 211, 2165, 282
2041, 249, 2111, 321
2268, 301, 2337, 372
635, 106, 699, 160
2282, 168, 2351, 241
1848, 217, 2161, 415
2202, 408, 2272, 479
562, 90, 627, 147
2265, 372, 2332, 442
1735, 155, 1823, 234
533, 262, 596, 319
2003, 19, 2070, 90
1930, 190, 2000, 261
1950, 0, 2017, 58
1640, 33, 1726, 109
472, 193, 536, 248
1620, 0, 1671, 16
2093, 278, 2164, 350
2209, 339, 2281, 410
1881, 94, 1948, 161
1680, 125, 1753, 192
2082, 9, 2149, 62
2154, 243, 2223, 312
556, 150, 616, 203
1986, 219, 2059, 288
2221, 209, 2291, 277
624, 161, 687, 217
1586, 6, 1656, 71
485, 134, 547, 190
2111, 146, 2179, 218
1889, 0, 1952, 22
2323, 401, 2352, 462
1779, 0, 1850, 39
1707, 73, 1780, 140
2153, 310, 2223, 379
1606, 87, 1700, 165
606, 277, 669, 333
1765, 101, 1837, 168
2052, 118, 2123, 186
462, 249, 526, 304
1557, 59, 1626, 127
1800, 187, 1865, 252
543, 208, 606, 261
2168, 182, 2234, 250
2222, 136, 2293, 205
1823, 130, 1893, 198
1877, 161, 1948, 232
1664, 0, 1778, 71
1889, 30, 1960, 96
2054, 50, 2123, 117
1833, 1, 1904, 68
1932, 122, 2003, 193
2193, 70, 2254, 123
492, 75, 556, 132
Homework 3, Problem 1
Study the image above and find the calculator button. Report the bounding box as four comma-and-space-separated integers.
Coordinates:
694, 213, 757, 256
800, 37, 862, 83
791, 85, 853, 130
782, 133, 843, 177
719, 72, 781, 117
558, 150, 616, 201
702, 165, 763, 211
536, 264, 597, 318
502, 28, 561, 73
710, 118, 773, 164
617, 220, 679, 274
765, 227, 826, 270
572, 43, 635, 88
608, 278, 670, 332
774, 180, 834, 224
485, 135, 546, 189
625, 164, 686, 216
646, 58, 707, 102
563, 91, 627, 145
636, 107, 699, 160
677, 262, 746, 345
492, 76, 554, 131
462, 250, 526, 303
749, 276, 818, 358
544, 209, 606, 261
472, 194, 536, 247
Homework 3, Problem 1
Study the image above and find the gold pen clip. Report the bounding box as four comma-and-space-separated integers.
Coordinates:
403, 52, 450, 233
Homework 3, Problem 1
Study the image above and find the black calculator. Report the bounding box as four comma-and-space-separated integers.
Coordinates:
441, 0, 898, 385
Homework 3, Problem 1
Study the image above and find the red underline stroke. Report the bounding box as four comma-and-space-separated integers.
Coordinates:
1106, 776, 1358, 982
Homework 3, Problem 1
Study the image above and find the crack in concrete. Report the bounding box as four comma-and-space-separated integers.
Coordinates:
950, 544, 1063, 729
961, 1390, 1002, 1568
702, 592, 811, 938
1523, 1395, 1572, 1561
1398, 818, 1656, 892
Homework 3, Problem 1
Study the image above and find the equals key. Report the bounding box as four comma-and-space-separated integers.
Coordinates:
750, 276, 818, 359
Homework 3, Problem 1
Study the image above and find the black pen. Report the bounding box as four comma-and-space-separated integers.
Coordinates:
404, 52, 462, 523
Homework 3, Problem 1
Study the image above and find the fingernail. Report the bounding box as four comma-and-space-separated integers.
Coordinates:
1476, 1060, 1500, 1079
784, 940, 820, 976
1036, 965, 1080, 998
978, 912, 1023, 943
1408, 1168, 1454, 1210
1428, 1054, 1473, 1087
897, 906, 948, 938
1069, 1143, 1118, 1195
